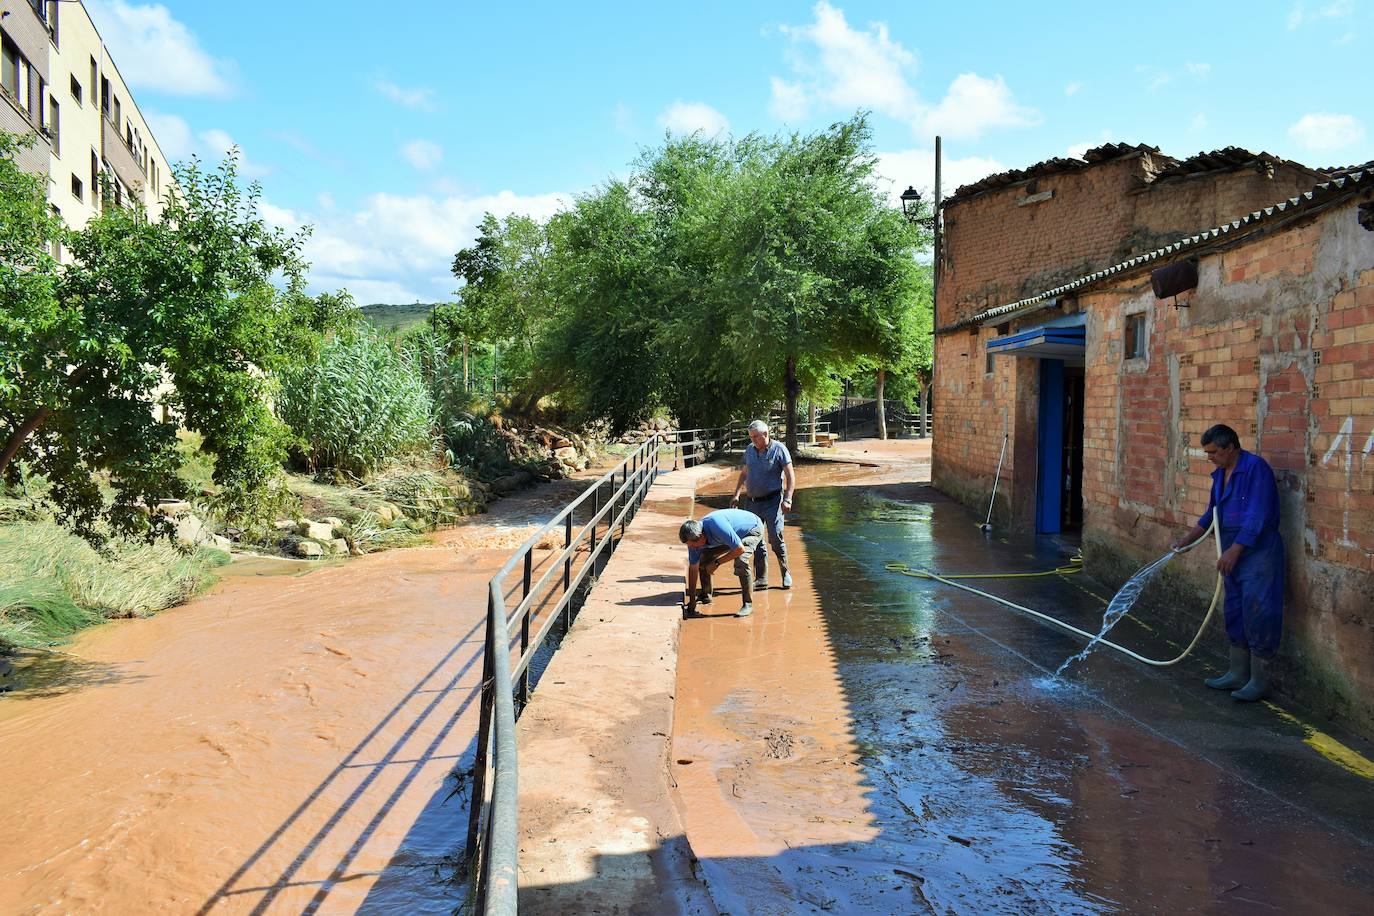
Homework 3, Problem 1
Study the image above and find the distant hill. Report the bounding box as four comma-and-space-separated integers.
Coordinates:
358, 302, 443, 335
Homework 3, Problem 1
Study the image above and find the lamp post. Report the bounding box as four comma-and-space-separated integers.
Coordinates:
899, 185, 923, 223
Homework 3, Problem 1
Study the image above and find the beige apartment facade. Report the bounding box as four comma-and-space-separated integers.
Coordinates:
1, 0, 173, 241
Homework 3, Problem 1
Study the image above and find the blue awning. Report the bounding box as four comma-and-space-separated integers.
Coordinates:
987, 322, 1086, 360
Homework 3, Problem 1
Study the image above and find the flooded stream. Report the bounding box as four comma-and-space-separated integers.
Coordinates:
0, 472, 608, 914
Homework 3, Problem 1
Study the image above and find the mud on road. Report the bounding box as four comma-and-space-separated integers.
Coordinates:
673, 451, 1374, 914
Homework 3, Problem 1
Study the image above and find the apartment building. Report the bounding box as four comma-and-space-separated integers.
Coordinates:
1, 0, 173, 241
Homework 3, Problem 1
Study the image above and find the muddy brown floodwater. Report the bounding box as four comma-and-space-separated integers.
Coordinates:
674, 444, 1374, 914
0, 479, 593, 915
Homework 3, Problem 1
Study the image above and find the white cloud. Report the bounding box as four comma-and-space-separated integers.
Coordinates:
1288, 112, 1366, 151
1190, 113, 1209, 132
287, 189, 572, 303
922, 73, 1040, 140
401, 139, 444, 171
84, 1, 234, 97
1287, 0, 1354, 29
772, 2, 1037, 140
1185, 61, 1211, 77
146, 111, 194, 160
374, 80, 437, 111
874, 147, 1005, 204
1335, 31, 1356, 44
657, 101, 730, 136
769, 77, 810, 121
145, 113, 268, 176
780, 1, 919, 118
317, 191, 336, 211
1064, 81, 1082, 96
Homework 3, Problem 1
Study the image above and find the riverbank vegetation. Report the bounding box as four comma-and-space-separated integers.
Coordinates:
0, 113, 924, 649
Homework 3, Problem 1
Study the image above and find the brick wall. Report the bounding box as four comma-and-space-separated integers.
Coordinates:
1079, 196, 1374, 736
934, 152, 1336, 529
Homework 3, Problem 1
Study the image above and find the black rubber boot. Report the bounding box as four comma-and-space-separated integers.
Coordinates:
1205, 644, 1250, 691
1232, 656, 1271, 702
736, 572, 754, 617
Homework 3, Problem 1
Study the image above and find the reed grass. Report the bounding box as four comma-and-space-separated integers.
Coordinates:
0, 522, 229, 650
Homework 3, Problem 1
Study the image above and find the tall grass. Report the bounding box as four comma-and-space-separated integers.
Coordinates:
0, 522, 230, 650
277, 328, 436, 477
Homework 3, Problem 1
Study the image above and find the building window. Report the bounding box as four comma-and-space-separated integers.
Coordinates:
48, 94, 58, 155
1, 34, 20, 101
1125, 313, 1147, 360
71, 173, 82, 201
90, 58, 98, 106
90, 150, 100, 208
70, 73, 81, 105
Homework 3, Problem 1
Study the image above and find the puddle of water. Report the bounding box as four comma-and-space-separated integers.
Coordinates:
1054, 551, 1175, 677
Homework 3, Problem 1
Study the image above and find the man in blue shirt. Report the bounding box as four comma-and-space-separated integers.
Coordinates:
679, 508, 765, 619
1172, 424, 1285, 701
730, 420, 796, 590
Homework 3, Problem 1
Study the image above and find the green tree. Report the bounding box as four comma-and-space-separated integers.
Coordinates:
0, 147, 333, 540
444, 212, 561, 413
654, 115, 927, 452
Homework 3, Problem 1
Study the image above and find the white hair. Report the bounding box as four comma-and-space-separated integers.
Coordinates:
748, 420, 769, 434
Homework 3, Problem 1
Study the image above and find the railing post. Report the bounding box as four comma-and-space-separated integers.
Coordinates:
518, 552, 532, 706
590, 486, 600, 576
563, 511, 572, 627
465, 588, 498, 867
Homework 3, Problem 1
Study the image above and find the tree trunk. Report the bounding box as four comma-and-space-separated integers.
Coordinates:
807, 400, 817, 445
876, 368, 888, 440
0, 406, 52, 478
462, 338, 470, 391
783, 356, 799, 455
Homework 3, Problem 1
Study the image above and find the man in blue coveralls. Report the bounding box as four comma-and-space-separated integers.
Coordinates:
679, 508, 765, 619
729, 420, 797, 590
1171, 424, 1285, 701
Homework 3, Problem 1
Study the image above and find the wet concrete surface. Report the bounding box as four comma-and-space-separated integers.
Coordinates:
674, 455, 1374, 914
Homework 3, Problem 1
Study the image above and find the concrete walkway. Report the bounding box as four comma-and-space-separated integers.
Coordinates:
515, 462, 725, 915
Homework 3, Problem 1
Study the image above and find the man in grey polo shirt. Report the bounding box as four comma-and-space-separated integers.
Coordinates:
730, 419, 796, 590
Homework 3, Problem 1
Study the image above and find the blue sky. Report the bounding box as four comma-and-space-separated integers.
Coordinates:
86, 0, 1370, 303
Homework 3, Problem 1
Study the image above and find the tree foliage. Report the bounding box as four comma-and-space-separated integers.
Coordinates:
436, 114, 934, 447
0, 143, 342, 541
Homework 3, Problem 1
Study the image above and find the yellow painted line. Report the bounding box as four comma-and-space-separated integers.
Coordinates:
1265, 702, 1374, 779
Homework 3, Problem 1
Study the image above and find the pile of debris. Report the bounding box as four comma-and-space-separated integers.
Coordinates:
618, 417, 676, 444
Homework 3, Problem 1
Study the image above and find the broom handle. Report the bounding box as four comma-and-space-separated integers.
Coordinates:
985, 432, 1008, 528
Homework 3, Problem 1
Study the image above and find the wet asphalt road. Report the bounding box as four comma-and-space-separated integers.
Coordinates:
683, 476, 1374, 915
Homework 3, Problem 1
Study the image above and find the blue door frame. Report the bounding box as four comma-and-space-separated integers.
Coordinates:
1037, 359, 1064, 534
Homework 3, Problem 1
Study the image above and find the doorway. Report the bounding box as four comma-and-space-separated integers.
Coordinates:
1036, 359, 1084, 534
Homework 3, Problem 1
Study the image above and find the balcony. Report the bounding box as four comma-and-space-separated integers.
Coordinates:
101, 116, 144, 198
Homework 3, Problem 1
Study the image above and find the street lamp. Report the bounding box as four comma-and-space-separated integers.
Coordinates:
899, 186, 923, 223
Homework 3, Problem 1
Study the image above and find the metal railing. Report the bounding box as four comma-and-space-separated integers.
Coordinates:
464, 426, 735, 912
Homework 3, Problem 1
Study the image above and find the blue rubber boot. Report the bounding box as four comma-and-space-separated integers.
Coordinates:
1231, 656, 1271, 702
1205, 645, 1250, 691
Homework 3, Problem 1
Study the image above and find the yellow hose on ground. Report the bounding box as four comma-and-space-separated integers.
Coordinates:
886, 518, 1224, 667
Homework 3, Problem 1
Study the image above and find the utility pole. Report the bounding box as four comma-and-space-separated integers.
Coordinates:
927, 135, 942, 439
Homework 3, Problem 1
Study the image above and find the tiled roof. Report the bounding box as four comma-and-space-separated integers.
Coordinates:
1150, 147, 1320, 182
945, 143, 1163, 204
938, 163, 1374, 333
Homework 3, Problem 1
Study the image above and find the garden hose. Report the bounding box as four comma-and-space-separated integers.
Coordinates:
885, 553, 1083, 580
887, 518, 1224, 668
